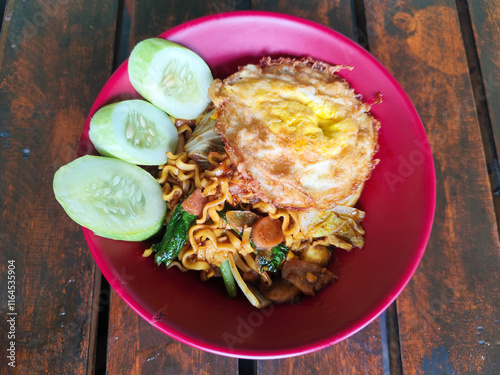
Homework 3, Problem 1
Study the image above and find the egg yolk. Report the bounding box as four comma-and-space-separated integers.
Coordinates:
225, 77, 358, 155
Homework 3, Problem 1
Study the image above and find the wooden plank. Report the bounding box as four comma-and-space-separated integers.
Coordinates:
363, 1, 500, 373
467, 0, 500, 157
252, 0, 357, 41
129, 0, 249, 49
106, 290, 238, 374
0, 0, 119, 373
103, 1, 245, 372
248, 1, 385, 372
257, 319, 384, 374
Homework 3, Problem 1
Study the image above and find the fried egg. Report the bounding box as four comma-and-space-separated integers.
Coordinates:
209, 57, 379, 210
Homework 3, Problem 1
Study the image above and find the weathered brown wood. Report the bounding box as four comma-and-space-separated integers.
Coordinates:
106, 290, 238, 374
5, 0, 492, 372
252, 0, 358, 41
257, 319, 384, 374
0, 0, 119, 374
465, 0, 500, 236
467, 0, 500, 161
363, 0, 500, 373
129, 0, 249, 49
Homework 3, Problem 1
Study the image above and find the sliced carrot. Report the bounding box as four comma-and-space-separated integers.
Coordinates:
251, 216, 285, 250
181, 188, 208, 217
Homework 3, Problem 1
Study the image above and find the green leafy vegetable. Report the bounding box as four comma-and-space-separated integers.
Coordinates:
152, 203, 197, 266
184, 109, 225, 168
220, 260, 237, 298
218, 203, 232, 225
257, 243, 289, 272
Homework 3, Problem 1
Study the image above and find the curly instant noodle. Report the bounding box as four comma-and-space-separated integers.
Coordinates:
147, 119, 368, 308
147, 57, 378, 308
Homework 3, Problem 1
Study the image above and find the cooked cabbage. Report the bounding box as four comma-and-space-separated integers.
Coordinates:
298, 206, 365, 250
184, 109, 224, 168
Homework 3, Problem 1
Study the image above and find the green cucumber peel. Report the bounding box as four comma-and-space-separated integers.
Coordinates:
53, 155, 166, 241
128, 38, 213, 120
89, 99, 178, 165
220, 259, 238, 298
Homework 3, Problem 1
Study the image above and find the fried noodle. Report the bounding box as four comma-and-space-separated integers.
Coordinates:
147, 126, 365, 291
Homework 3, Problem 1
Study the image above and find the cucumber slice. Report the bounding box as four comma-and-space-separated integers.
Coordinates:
89, 99, 178, 165
53, 155, 167, 241
128, 38, 213, 120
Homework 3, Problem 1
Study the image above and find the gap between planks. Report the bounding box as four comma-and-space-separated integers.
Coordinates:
92, 0, 128, 373
0, 0, 7, 31
455, 0, 500, 234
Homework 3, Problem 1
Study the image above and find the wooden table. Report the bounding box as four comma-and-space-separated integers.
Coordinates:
1, 0, 499, 373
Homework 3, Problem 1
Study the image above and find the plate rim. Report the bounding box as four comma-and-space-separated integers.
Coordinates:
81, 10, 436, 359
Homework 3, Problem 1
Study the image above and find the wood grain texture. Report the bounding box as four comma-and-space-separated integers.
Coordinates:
257, 319, 384, 374
468, 0, 500, 158
363, 0, 500, 373
106, 290, 238, 374
0, 0, 119, 373
252, 0, 357, 41
129, 0, 249, 50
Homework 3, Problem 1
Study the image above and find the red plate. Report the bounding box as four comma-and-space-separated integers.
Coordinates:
78, 11, 435, 359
